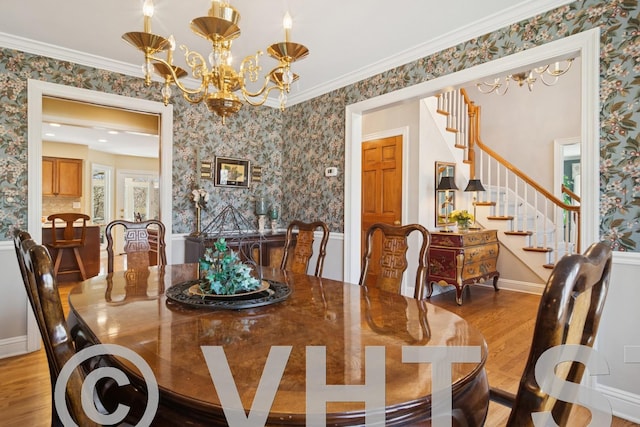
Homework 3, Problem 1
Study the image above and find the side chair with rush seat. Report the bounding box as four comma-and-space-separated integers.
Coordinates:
359, 222, 431, 299
105, 219, 167, 273
488, 241, 612, 426
280, 220, 330, 277
46, 213, 90, 281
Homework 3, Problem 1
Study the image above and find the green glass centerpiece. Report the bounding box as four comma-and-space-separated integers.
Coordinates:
198, 238, 261, 295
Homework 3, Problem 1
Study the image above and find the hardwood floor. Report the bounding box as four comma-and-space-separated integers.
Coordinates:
0, 277, 637, 426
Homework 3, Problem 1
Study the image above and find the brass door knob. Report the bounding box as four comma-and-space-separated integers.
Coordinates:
393, 220, 401, 225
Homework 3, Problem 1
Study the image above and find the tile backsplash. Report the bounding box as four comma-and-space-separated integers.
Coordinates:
42, 197, 83, 219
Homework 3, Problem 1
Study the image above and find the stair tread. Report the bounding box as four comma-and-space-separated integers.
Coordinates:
487, 215, 514, 220
523, 246, 553, 253
474, 201, 495, 206
543, 264, 555, 269
504, 231, 534, 236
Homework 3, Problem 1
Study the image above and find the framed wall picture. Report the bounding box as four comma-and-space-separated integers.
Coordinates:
214, 156, 251, 188
435, 161, 456, 227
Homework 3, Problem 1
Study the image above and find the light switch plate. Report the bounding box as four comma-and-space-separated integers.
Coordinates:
325, 166, 338, 177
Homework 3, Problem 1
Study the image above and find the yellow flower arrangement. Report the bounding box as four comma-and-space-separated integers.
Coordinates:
450, 209, 474, 223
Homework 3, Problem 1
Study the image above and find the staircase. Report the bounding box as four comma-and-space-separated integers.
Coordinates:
432, 89, 581, 283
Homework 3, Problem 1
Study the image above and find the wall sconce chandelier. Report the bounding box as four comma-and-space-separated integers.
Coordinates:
476, 58, 574, 95
123, 0, 309, 123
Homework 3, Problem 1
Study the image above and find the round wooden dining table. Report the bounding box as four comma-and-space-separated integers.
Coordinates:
67, 264, 489, 426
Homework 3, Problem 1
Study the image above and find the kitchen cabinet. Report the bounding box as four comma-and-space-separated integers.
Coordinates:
42, 156, 83, 197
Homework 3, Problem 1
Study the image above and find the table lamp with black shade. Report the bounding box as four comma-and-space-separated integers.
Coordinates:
437, 176, 458, 232
464, 178, 486, 230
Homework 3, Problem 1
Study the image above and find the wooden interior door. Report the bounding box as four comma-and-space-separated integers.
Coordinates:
361, 135, 403, 285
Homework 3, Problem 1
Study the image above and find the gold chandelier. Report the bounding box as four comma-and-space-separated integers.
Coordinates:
477, 58, 574, 95
123, 0, 309, 123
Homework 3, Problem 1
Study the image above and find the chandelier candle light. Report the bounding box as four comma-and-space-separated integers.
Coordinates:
123, 0, 309, 124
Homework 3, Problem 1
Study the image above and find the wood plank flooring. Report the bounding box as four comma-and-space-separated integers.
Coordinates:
0, 276, 637, 426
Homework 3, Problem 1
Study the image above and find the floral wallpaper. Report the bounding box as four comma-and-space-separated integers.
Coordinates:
282, 0, 640, 251
0, 0, 638, 251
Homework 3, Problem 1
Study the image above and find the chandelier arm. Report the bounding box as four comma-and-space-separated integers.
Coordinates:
240, 73, 278, 99
149, 55, 209, 96
239, 52, 264, 84
181, 90, 207, 105
538, 73, 560, 86
240, 84, 283, 107
476, 77, 510, 95
181, 46, 209, 80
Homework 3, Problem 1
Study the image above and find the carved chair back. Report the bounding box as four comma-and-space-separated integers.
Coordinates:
280, 220, 330, 277
105, 219, 167, 273
359, 222, 430, 299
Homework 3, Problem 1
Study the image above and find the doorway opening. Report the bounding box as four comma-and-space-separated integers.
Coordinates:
343, 28, 600, 285
27, 80, 173, 352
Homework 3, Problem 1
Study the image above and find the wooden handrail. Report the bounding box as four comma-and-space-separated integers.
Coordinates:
562, 184, 581, 204
460, 87, 581, 252
460, 89, 578, 213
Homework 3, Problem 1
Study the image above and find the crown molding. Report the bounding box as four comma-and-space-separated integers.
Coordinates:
0, 32, 139, 78
286, 0, 574, 106
0, 0, 572, 108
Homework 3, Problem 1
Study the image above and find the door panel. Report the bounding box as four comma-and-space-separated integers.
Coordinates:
361, 135, 403, 285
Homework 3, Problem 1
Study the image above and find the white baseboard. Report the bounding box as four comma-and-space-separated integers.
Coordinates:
479, 277, 545, 295
0, 335, 30, 359
596, 383, 640, 424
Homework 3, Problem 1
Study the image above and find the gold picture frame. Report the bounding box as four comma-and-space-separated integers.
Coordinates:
435, 161, 456, 227
214, 156, 251, 188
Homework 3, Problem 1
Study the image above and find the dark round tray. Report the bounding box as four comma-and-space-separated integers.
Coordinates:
165, 279, 291, 310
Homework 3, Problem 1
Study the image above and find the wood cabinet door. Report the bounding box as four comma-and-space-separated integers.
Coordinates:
42, 157, 55, 196
56, 158, 82, 197
42, 157, 82, 197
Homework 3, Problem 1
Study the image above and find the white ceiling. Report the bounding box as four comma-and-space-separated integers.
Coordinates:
1, 0, 571, 157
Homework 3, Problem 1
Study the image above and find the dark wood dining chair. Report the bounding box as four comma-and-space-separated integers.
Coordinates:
13, 229, 100, 426
46, 213, 90, 280
280, 220, 330, 277
359, 222, 431, 299
13, 229, 178, 426
489, 241, 612, 426
105, 219, 167, 273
